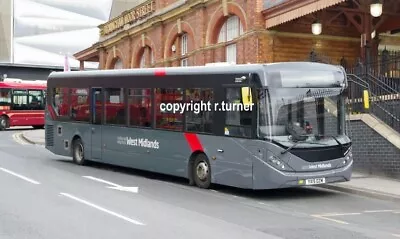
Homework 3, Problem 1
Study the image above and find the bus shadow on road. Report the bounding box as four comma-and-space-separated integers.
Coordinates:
56, 159, 191, 184
211, 184, 341, 201
55, 159, 339, 201
5, 127, 36, 131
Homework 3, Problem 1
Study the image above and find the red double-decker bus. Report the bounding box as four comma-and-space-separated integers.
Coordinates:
0, 78, 47, 130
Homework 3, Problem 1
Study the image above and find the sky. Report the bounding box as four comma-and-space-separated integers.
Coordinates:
12, 0, 113, 68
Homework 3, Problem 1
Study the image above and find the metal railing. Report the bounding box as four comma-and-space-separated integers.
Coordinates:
308, 49, 400, 133
346, 73, 400, 133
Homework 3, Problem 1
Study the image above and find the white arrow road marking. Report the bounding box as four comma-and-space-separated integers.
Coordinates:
0, 167, 41, 185
364, 210, 394, 213
107, 186, 139, 193
83, 176, 120, 187
83, 176, 139, 193
59, 193, 145, 226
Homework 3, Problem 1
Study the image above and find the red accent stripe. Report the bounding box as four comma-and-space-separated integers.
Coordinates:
154, 69, 166, 76
184, 133, 204, 152
47, 105, 57, 120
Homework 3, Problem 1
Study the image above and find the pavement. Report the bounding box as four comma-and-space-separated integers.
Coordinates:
1, 128, 400, 238
17, 128, 400, 203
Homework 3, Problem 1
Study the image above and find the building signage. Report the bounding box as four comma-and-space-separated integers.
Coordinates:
100, 0, 156, 36
301, 163, 332, 170
117, 136, 160, 149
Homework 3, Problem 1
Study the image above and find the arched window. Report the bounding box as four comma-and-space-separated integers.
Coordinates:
113, 58, 124, 102
180, 33, 188, 66
139, 46, 154, 68
217, 15, 243, 63
114, 58, 123, 69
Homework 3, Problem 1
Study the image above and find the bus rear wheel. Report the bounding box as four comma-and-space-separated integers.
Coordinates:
72, 138, 86, 165
193, 154, 211, 189
0, 116, 9, 130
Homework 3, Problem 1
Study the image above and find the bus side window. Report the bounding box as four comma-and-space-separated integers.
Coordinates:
185, 88, 213, 134
52, 87, 70, 117
11, 89, 28, 110
28, 89, 45, 110
224, 87, 252, 138
155, 88, 183, 131
104, 88, 126, 126
70, 88, 90, 122
128, 88, 151, 128
0, 88, 11, 107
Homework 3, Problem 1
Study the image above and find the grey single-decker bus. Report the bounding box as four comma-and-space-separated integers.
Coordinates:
44, 62, 353, 190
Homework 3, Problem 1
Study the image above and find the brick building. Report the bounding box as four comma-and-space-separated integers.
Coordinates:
74, 0, 400, 179
75, 0, 264, 69
74, 0, 400, 71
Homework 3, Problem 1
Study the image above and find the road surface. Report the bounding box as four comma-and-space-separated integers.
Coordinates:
1, 128, 399, 239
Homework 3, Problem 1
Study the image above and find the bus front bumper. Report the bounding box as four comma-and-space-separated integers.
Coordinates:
252, 158, 353, 190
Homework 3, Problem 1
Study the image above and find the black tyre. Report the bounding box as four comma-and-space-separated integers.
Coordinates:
192, 154, 211, 189
0, 116, 9, 131
72, 138, 86, 165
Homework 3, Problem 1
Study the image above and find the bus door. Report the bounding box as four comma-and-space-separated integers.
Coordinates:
214, 85, 254, 188
90, 87, 103, 160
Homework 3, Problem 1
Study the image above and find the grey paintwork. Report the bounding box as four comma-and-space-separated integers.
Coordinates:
46, 121, 353, 190
45, 62, 352, 190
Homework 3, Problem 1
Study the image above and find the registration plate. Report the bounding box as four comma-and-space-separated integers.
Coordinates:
305, 178, 326, 185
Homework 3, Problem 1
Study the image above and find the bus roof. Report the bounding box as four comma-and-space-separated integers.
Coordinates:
47, 62, 347, 88
0, 81, 47, 90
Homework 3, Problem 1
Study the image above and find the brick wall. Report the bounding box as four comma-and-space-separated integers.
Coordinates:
100, 0, 267, 69
348, 120, 400, 179
85, 0, 366, 70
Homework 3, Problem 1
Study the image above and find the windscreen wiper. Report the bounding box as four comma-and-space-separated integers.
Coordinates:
280, 140, 327, 154
315, 134, 343, 148
280, 141, 302, 154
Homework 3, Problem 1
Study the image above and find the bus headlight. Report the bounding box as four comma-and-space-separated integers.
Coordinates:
344, 148, 352, 161
268, 155, 291, 171
339, 148, 352, 167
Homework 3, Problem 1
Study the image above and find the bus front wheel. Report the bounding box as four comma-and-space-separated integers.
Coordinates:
72, 138, 86, 165
0, 116, 9, 130
193, 154, 211, 189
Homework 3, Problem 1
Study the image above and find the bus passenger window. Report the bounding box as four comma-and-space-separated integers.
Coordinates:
185, 88, 213, 133
104, 88, 126, 125
0, 89, 11, 108
155, 88, 183, 131
224, 87, 252, 138
128, 88, 151, 128
70, 88, 90, 122
52, 87, 70, 117
11, 90, 28, 110
28, 90, 44, 110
